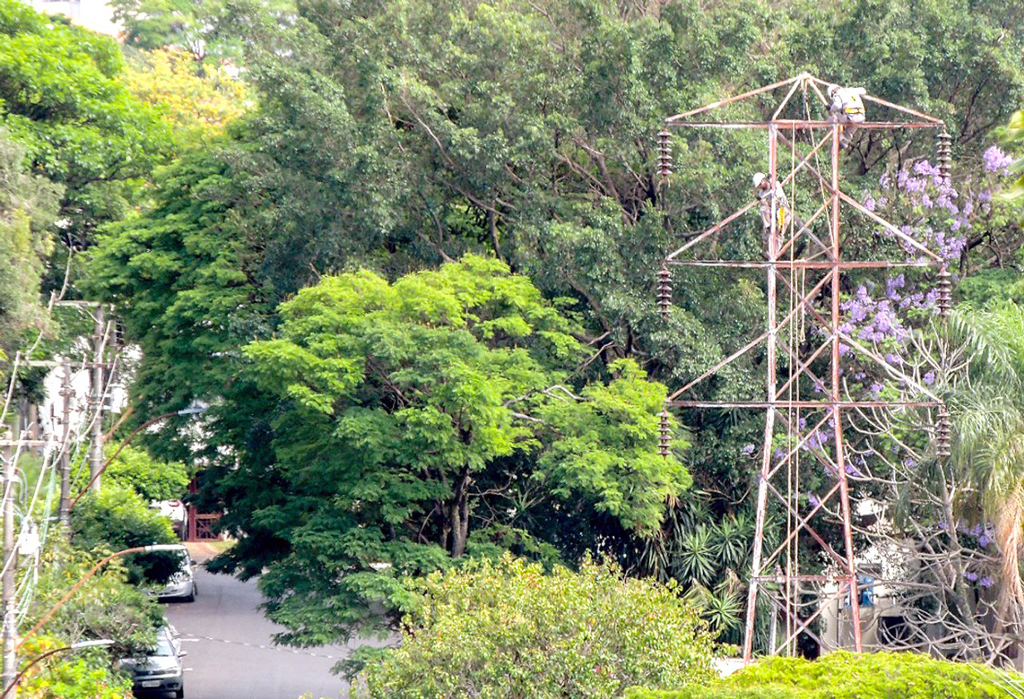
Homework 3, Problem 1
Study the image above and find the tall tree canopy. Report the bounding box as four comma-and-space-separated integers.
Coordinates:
0, 134, 61, 367
0, 0, 171, 253
86, 0, 1024, 652
209, 256, 687, 645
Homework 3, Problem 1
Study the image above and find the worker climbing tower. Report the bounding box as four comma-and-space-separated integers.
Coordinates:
656, 74, 949, 660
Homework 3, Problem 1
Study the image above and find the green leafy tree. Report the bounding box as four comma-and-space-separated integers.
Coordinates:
210, 256, 688, 647
111, 0, 293, 73
359, 555, 715, 698
85, 148, 272, 437
112, 0, 228, 67
70, 484, 179, 584
87, 0, 1024, 654
104, 444, 190, 503
0, 133, 61, 367
124, 47, 249, 143
0, 0, 171, 253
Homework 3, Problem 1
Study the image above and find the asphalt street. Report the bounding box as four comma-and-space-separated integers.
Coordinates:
162, 556, 357, 699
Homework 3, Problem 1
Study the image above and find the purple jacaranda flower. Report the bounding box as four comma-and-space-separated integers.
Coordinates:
979, 576, 995, 589
742, 444, 756, 456
879, 172, 892, 189
808, 493, 821, 508
858, 326, 878, 341
884, 353, 902, 365
854, 372, 866, 381
885, 274, 905, 300
983, 146, 1013, 174
913, 160, 940, 177
921, 193, 933, 208
863, 193, 876, 212
964, 571, 979, 582
903, 457, 917, 468
870, 383, 884, 395
979, 534, 991, 548
774, 447, 785, 460
923, 371, 936, 385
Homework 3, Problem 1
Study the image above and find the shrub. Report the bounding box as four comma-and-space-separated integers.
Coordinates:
625, 651, 1011, 699
28, 538, 163, 654
627, 688, 807, 699
104, 444, 189, 502
358, 555, 715, 698
70, 484, 178, 584
19, 635, 133, 699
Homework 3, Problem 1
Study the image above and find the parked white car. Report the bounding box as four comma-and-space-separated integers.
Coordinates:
151, 499, 188, 539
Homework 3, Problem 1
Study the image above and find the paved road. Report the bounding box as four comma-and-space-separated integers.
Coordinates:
163, 559, 356, 699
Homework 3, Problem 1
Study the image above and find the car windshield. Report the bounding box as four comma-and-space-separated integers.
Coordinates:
152, 631, 176, 657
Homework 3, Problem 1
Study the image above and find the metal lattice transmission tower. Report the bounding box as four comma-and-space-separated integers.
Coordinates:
656, 73, 950, 661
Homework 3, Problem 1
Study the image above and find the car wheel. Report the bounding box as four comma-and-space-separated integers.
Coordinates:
183, 583, 195, 603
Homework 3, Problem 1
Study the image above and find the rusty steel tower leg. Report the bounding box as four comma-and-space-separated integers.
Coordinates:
830, 122, 863, 652
743, 124, 781, 662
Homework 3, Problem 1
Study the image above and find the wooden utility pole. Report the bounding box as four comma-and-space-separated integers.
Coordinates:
88, 306, 106, 493
58, 358, 72, 525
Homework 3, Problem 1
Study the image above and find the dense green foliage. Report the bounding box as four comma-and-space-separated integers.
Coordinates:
111, 0, 292, 71
359, 555, 715, 698
104, 444, 189, 502
70, 485, 179, 584
27, 537, 163, 655
16, 536, 161, 698
85, 0, 1024, 654
0, 134, 61, 366
19, 636, 133, 699
212, 257, 687, 644
625, 651, 1011, 699
0, 0, 171, 251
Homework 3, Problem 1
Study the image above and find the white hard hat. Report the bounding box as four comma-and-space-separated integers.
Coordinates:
752, 172, 767, 187
827, 84, 839, 96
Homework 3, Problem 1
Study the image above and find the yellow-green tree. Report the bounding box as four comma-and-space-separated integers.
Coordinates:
124, 48, 248, 143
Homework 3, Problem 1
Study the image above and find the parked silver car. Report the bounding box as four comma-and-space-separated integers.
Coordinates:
154, 545, 198, 602
117, 626, 186, 698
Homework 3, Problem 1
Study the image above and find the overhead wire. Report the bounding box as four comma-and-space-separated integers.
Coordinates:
0, 246, 124, 627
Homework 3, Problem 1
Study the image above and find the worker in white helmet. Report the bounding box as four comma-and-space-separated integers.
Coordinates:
752, 172, 790, 244
827, 83, 867, 148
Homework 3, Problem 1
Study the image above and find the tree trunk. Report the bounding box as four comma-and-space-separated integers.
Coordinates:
449, 468, 471, 558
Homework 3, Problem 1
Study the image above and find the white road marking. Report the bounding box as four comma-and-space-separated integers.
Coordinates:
180, 634, 342, 660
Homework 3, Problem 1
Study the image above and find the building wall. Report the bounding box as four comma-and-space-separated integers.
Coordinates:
26, 0, 121, 38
